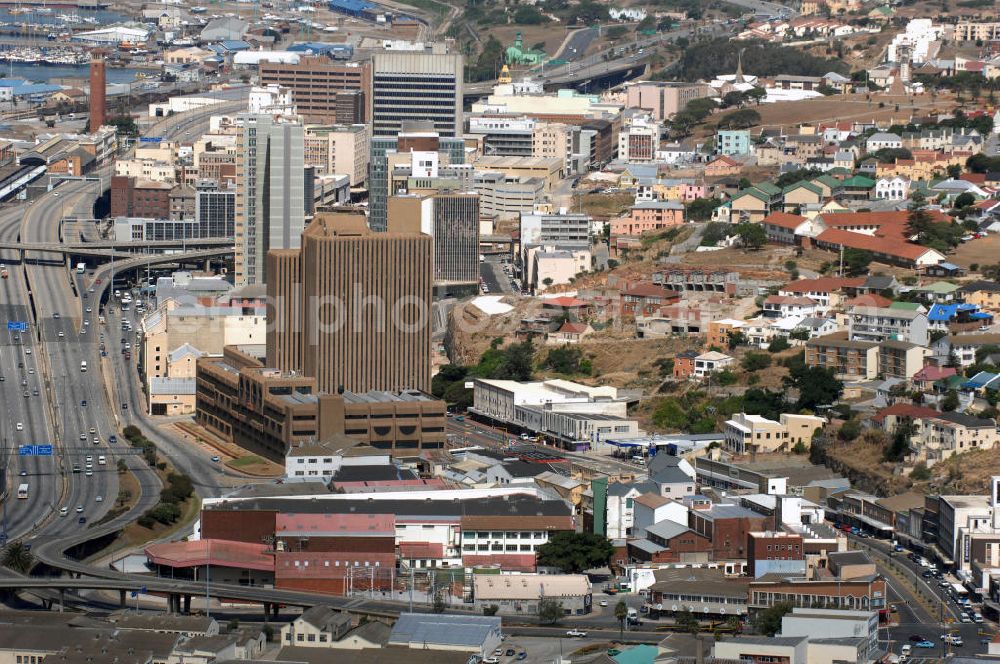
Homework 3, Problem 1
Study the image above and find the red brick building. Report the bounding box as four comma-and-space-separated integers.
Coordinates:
673, 350, 698, 379
747, 531, 804, 576
689, 505, 773, 561
627, 520, 711, 563
111, 175, 172, 219
619, 283, 681, 317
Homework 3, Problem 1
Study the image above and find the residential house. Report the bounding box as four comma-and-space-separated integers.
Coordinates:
627, 520, 710, 564
762, 212, 812, 245
782, 181, 823, 212
874, 175, 910, 200
647, 453, 697, 497
932, 333, 1000, 367
673, 350, 698, 379
279, 606, 352, 648
911, 364, 957, 392
959, 281, 1000, 312
620, 283, 680, 317
694, 351, 734, 378
779, 277, 864, 313
866, 132, 903, 152
705, 155, 743, 177
763, 295, 820, 319
630, 492, 688, 538
914, 411, 1000, 462
606, 480, 659, 539
724, 413, 826, 454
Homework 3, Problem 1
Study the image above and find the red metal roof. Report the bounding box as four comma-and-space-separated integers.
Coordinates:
781, 276, 865, 293
542, 296, 589, 308
912, 365, 957, 382
144, 539, 274, 571
871, 403, 940, 423
842, 294, 894, 308
276, 512, 395, 537
399, 542, 445, 559
763, 212, 806, 230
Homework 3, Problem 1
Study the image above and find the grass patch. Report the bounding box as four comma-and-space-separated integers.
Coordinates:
230, 455, 266, 468
580, 192, 634, 218
391, 0, 450, 22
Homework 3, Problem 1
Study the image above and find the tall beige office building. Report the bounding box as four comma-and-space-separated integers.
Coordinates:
266, 210, 433, 394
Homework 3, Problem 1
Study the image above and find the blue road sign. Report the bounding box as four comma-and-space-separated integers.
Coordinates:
130, 590, 138, 598
139, 137, 162, 143
7, 321, 27, 332
18, 445, 53, 456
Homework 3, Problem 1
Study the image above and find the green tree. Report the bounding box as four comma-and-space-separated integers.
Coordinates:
675, 607, 700, 634
838, 418, 861, 441
513, 5, 547, 23
954, 192, 975, 209
718, 108, 762, 129
735, 222, 766, 250
615, 600, 629, 639
1, 541, 34, 573
538, 598, 565, 624
536, 531, 614, 573
432, 589, 446, 613
941, 390, 960, 412
755, 601, 793, 636
716, 369, 737, 386
842, 248, 873, 277
727, 330, 749, 350
767, 337, 790, 353
687, 198, 722, 222
786, 365, 842, 411
742, 353, 772, 372
910, 463, 931, 481
544, 345, 588, 375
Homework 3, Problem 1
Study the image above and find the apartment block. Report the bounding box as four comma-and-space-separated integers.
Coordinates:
110, 175, 172, 218
915, 411, 1000, 462
805, 332, 879, 379
953, 21, 1000, 42
848, 305, 929, 346
878, 340, 932, 379
266, 210, 432, 395
235, 114, 305, 286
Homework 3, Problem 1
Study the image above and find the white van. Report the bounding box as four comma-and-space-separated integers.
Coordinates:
974, 612, 984, 623
80, 360, 87, 372
901, 645, 911, 656
98, 456, 106, 465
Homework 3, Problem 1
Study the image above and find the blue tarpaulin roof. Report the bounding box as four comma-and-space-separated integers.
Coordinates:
962, 371, 1000, 390
0, 79, 63, 96
928, 303, 986, 322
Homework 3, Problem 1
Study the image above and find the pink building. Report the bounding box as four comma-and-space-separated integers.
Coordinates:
611, 201, 685, 236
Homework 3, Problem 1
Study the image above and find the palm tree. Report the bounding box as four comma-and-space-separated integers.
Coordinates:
614, 599, 629, 640
1, 541, 34, 574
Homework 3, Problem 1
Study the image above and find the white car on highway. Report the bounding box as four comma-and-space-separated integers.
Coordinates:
566, 630, 587, 638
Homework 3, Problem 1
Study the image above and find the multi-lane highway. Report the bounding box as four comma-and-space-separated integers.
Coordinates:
0, 202, 58, 540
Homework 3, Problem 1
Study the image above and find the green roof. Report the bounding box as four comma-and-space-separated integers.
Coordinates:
754, 182, 782, 196
828, 166, 853, 175
812, 174, 842, 189
735, 188, 770, 203
842, 175, 876, 188
917, 281, 959, 294
889, 301, 922, 310
783, 180, 823, 195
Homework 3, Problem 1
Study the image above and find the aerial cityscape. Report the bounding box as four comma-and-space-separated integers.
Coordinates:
0, 0, 998, 661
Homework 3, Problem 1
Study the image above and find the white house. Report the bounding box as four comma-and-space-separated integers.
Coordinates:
631, 493, 689, 539
694, 351, 734, 378
866, 132, 903, 152
874, 176, 910, 201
